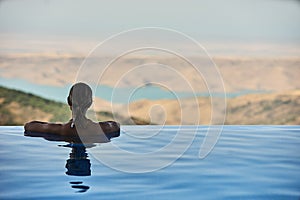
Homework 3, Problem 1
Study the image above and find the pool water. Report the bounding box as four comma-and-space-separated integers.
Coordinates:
0, 126, 299, 199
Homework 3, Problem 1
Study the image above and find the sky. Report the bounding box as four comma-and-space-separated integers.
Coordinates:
0, 0, 300, 43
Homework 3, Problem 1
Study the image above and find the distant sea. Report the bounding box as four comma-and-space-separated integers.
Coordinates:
0, 77, 267, 103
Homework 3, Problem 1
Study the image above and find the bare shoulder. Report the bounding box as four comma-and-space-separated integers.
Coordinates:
98, 121, 120, 134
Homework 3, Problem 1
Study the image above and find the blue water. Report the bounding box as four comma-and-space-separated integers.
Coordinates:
0, 126, 300, 199
0, 77, 267, 103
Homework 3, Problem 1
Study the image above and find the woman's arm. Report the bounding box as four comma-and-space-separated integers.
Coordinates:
98, 121, 120, 139
24, 121, 63, 135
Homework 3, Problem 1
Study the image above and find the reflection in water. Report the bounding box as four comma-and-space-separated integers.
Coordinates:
24, 130, 118, 193
71, 183, 90, 193
62, 143, 91, 176
60, 143, 92, 193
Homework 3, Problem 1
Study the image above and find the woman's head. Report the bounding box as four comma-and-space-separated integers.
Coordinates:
67, 82, 93, 127
67, 82, 93, 110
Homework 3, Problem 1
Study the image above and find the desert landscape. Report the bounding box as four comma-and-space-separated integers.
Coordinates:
0, 52, 299, 125
1, 53, 299, 92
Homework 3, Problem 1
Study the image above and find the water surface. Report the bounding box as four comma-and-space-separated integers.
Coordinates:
0, 126, 299, 199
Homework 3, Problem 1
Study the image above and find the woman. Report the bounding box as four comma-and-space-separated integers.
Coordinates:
24, 82, 120, 143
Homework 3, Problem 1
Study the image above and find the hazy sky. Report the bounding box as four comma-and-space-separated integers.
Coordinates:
1, 0, 300, 43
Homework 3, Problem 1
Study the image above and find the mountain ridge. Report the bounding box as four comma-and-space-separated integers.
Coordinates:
0, 86, 299, 125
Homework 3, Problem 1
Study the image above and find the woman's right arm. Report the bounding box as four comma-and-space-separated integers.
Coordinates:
24, 121, 63, 134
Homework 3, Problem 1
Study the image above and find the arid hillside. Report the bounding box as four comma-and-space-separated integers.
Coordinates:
1, 54, 299, 92
0, 87, 299, 125
226, 90, 300, 124
114, 90, 300, 125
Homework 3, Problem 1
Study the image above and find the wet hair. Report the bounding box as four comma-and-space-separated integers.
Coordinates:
67, 82, 93, 128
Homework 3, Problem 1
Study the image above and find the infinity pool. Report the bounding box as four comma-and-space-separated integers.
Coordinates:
0, 126, 299, 199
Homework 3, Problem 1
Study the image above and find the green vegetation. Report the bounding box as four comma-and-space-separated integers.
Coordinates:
0, 86, 67, 112
0, 86, 70, 124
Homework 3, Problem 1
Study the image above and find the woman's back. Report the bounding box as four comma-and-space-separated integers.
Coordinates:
24, 82, 120, 143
